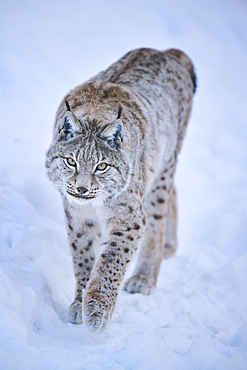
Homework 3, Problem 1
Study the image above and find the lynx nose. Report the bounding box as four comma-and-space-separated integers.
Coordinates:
77, 187, 88, 194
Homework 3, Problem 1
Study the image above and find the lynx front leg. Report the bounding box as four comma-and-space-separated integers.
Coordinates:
64, 201, 101, 324
82, 202, 145, 333
68, 232, 96, 324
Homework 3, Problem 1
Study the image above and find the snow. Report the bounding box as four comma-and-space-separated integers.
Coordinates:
1, 0, 247, 368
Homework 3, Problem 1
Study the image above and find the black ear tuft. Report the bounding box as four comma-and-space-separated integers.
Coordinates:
65, 100, 71, 111
100, 119, 124, 149
58, 111, 82, 141
117, 106, 122, 119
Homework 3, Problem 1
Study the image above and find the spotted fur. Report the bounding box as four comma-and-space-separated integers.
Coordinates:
46, 47, 196, 333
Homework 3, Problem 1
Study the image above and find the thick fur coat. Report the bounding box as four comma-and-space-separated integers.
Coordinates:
46, 47, 196, 332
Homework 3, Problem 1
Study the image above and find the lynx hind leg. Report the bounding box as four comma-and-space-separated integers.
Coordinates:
164, 185, 177, 258
124, 170, 173, 295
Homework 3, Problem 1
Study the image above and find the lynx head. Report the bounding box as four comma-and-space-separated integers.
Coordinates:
46, 103, 130, 205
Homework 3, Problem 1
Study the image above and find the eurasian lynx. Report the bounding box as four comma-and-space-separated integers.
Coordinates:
46, 48, 196, 333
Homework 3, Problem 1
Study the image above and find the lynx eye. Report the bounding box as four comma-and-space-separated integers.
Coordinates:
66, 157, 76, 167
96, 163, 108, 171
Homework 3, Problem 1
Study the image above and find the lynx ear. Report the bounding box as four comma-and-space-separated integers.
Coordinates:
100, 119, 124, 149
58, 111, 82, 141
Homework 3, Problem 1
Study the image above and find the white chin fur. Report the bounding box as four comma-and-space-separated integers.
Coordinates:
66, 193, 103, 207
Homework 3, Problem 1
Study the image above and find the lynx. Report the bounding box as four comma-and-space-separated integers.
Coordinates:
46, 47, 196, 333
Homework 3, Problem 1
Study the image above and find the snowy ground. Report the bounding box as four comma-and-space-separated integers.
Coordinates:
1, 0, 247, 369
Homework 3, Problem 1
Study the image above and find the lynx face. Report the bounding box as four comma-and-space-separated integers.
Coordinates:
46, 111, 130, 206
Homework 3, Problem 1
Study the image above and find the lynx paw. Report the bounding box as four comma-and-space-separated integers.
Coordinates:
124, 275, 154, 295
83, 297, 109, 333
67, 300, 83, 324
